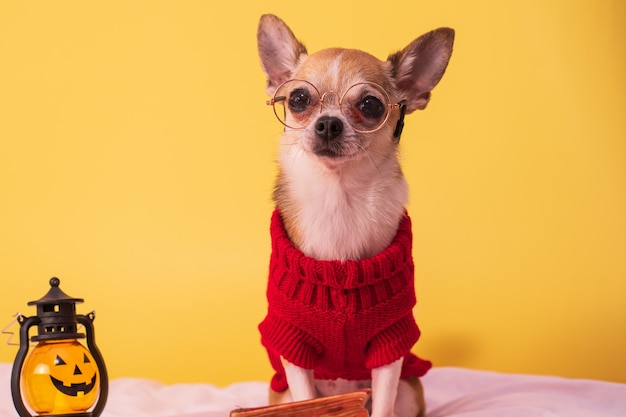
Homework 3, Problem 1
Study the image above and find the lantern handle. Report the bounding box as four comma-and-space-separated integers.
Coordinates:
11, 315, 40, 417
77, 312, 108, 417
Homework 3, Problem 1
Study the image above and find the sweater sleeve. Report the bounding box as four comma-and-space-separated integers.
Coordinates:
259, 315, 323, 370
365, 314, 420, 369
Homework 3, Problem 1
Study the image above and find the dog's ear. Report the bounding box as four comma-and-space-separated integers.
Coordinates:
258, 14, 308, 95
388, 28, 454, 113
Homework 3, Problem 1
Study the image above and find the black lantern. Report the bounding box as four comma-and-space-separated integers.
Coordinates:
10, 277, 108, 417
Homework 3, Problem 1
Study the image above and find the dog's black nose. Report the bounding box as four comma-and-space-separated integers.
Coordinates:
315, 116, 343, 141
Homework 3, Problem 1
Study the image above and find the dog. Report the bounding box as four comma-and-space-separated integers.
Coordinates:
257, 14, 454, 417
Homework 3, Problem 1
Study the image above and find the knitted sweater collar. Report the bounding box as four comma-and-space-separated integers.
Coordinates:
270, 209, 414, 289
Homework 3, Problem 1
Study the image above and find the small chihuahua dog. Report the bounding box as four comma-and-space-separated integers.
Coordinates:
257, 14, 453, 417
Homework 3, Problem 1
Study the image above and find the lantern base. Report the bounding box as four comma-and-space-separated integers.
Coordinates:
33, 414, 92, 417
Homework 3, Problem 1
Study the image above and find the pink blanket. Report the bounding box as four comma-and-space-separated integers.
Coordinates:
1, 363, 624, 417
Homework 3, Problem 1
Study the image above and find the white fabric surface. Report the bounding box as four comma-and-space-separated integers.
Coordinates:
1, 363, 625, 417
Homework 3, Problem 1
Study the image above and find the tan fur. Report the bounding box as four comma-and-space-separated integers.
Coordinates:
405, 377, 426, 417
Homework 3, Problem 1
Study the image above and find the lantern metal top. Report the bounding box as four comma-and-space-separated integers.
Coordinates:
28, 277, 85, 342
28, 277, 84, 306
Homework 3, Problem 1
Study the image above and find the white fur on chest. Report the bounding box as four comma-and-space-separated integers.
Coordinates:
279, 146, 408, 261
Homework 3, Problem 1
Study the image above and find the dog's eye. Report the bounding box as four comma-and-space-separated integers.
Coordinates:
288, 88, 312, 113
357, 96, 385, 119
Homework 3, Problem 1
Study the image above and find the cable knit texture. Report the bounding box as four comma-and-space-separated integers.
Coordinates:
260, 209, 432, 392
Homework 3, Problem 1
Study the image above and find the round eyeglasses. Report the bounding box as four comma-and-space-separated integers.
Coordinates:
266, 79, 402, 133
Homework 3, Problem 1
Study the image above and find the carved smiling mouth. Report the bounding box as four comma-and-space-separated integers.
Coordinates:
50, 374, 97, 396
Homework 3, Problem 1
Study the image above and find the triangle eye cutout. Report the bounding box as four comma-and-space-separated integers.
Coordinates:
83, 353, 91, 363
54, 355, 67, 366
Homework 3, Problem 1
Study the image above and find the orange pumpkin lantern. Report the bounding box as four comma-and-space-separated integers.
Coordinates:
21, 340, 100, 414
11, 278, 108, 417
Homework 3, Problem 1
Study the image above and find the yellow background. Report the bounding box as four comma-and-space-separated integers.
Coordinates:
1, 1, 625, 385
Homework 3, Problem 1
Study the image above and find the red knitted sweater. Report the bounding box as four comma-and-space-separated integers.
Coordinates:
259, 210, 432, 392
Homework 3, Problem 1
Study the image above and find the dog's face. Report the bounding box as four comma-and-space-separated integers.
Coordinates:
258, 14, 454, 168
270, 49, 400, 165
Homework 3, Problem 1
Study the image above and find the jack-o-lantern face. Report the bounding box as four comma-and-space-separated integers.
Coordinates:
49, 352, 97, 396
22, 340, 100, 415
